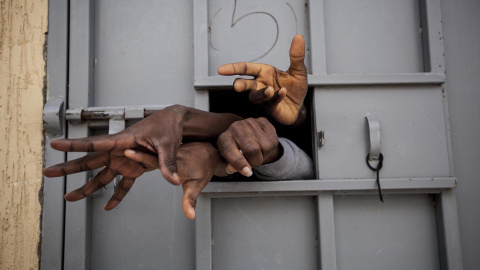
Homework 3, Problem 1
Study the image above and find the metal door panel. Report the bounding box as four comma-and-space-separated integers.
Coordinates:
323, 0, 424, 74
334, 194, 440, 270
211, 196, 318, 270
207, 0, 310, 75
67, 1, 196, 269
90, 179, 192, 270
315, 86, 450, 179
93, 0, 194, 107
42, 0, 463, 269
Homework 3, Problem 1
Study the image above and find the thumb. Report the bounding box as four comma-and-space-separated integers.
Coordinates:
182, 182, 201, 220
155, 142, 181, 186
288, 34, 306, 76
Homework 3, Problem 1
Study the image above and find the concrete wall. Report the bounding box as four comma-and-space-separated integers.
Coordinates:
441, 1, 480, 269
0, 0, 47, 269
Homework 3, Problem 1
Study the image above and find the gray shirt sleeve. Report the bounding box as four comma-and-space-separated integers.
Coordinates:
253, 137, 314, 180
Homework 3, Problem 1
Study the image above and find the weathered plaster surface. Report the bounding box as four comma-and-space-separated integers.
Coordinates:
0, 0, 47, 269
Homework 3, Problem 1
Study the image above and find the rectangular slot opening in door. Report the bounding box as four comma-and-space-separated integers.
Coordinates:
209, 89, 316, 181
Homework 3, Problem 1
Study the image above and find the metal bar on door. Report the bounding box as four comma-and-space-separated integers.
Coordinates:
64, 0, 95, 269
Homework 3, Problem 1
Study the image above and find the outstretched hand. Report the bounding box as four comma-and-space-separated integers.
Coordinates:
43, 105, 241, 210
217, 34, 308, 125
124, 142, 228, 220
44, 151, 157, 210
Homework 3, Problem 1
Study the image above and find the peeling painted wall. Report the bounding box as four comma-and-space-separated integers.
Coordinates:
0, 0, 47, 269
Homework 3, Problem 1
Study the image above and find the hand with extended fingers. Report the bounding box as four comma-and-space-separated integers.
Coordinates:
42, 105, 241, 210
124, 142, 228, 220
124, 118, 281, 219
217, 117, 282, 177
217, 34, 308, 126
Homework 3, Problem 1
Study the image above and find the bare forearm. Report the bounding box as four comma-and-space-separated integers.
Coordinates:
179, 105, 243, 139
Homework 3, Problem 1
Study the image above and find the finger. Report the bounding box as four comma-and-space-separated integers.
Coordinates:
124, 149, 158, 171
288, 34, 306, 76
226, 164, 237, 174
182, 181, 201, 220
103, 177, 136, 210
217, 62, 264, 77
155, 143, 181, 186
250, 117, 279, 156
217, 134, 253, 177
50, 134, 125, 152
233, 78, 258, 92
265, 87, 287, 109
43, 152, 108, 177
252, 117, 278, 143
234, 132, 264, 168
249, 86, 275, 104
64, 167, 116, 201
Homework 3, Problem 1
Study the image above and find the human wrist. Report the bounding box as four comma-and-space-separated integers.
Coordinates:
263, 141, 283, 164
182, 107, 242, 139
292, 105, 306, 127
204, 144, 229, 177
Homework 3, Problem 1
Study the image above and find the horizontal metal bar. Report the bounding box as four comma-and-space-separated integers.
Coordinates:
201, 177, 456, 194
82, 105, 169, 111
65, 105, 170, 121
206, 189, 445, 199
194, 75, 241, 89
194, 73, 446, 89
78, 109, 161, 120
307, 73, 446, 85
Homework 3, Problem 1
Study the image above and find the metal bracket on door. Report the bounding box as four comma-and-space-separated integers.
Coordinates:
43, 97, 65, 137
365, 113, 384, 202
365, 113, 381, 161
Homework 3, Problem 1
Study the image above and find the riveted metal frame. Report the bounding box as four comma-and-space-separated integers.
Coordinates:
43, 0, 461, 269
193, 0, 447, 90
195, 178, 460, 270
61, 0, 96, 269
193, 0, 461, 269
41, 0, 69, 269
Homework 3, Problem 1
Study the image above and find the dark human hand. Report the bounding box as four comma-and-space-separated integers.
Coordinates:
43, 105, 241, 210
217, 117, 282, 176
217, 34, 308, 126
43, 151, 156, 210
124, 142, 228, 220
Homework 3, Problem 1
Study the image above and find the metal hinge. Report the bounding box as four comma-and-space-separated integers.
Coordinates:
317, 130, 325, 149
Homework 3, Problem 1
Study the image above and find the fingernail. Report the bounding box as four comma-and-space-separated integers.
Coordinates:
242, 166, 253, 177
173, 172, 180, 182
125, 149, 136, 154
226, 166, 234, 175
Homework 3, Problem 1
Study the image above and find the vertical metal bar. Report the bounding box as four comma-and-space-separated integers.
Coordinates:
424, 0, 446, 74
419, 0, 431, 72
196, 194, 213, 270
438, 189, 463, 270
193, 0, 210, 111
307, 0, 327, 75
41, 0, 69, 269
421, 0, 454, 177
441, 87, 455, 177
64, 0, 95, 269
308, 0, 328, 179
317, 193, 337, 270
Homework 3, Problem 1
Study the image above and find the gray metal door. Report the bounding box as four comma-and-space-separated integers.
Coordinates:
42, 0, 462, 269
